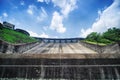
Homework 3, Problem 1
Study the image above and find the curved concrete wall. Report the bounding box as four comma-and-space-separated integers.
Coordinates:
80, 41, 120, 54
0, 40, 39, 53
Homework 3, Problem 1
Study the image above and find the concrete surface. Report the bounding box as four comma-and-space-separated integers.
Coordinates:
24, 43, 97, 54
0, 58, 120, 79
80, 41, 120, 53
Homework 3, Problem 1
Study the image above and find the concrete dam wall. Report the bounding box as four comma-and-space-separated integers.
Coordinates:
0, 40, 39, 53
80, 41, 120, 54
24, 43, 97, 54
0, 38, 120, 80
0, 58, 120, 80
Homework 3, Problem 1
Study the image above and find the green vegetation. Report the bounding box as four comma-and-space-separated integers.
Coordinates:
83, 40, 107, 46
0, 24, 37, 44
85, 27, 120, 45
103, 27, 120, 42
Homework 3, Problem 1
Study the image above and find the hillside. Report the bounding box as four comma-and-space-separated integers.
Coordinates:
85, 27, 120, 45
0, 25, 37, 44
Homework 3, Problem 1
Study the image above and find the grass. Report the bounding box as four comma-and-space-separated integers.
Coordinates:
83, 40, 108, 46
0, 27, 38, 44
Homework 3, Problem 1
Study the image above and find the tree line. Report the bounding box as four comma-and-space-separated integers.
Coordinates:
86, 27, 120, 44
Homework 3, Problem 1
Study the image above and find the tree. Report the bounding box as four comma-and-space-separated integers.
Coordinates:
86, 32, 100, 42
103, 27, 120, 42
85, 27, 120, 44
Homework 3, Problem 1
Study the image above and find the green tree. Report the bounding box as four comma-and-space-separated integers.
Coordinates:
103, 27, 120, 42
86, 27, 120, 45
86, 32, 100, 42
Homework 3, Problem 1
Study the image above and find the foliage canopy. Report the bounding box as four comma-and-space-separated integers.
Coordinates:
86, 27, 120, 45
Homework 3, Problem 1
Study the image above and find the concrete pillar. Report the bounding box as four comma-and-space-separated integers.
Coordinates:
44, 40, 46, 43
42, 40, 45, 43
65, 40, 67, 43
46, 40, 48, 43
76, 40, 78, 43
114, 68, 120, 79
89, 68, 92, 80
54, 40, 56, 43
60, 40, 61, 43
100, 68, 105, 79
48, 40, 50, 43
63, 40, 65, 43
40, 65, 45, 79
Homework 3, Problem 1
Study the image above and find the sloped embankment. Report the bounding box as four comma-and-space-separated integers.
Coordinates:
0, 27, 37, 44
0, 39, 39, 53
80, 41, 120, 54
0, 26, 39, 53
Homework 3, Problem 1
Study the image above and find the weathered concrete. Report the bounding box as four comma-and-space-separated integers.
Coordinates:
0, 53, 120, 59
24, 43, 97, 54
0, 40, 39, 53
0, 38, 120, 80
80, 41, 120, 54
0, 58, 120, 79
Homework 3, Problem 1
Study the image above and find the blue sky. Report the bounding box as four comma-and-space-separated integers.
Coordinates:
0, 0, 120, 38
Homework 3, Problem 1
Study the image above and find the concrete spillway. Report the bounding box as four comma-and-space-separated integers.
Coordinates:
0, 40, 120, 80
24, 43, 97, 54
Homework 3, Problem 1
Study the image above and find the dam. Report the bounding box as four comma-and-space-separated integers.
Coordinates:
0, 38, 120, 80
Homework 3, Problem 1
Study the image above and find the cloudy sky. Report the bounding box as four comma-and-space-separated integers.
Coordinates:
0, 0, 120, 38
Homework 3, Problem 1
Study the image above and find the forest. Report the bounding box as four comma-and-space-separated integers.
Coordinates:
85, 27, 120, 45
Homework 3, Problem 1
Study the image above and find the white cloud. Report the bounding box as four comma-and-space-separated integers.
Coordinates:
50, 11, 66, 33
37, 0, 50, 4
3, 12, 8, 17
41, 7, 47, 16
80, 0, 120, 38
45, 0, 50, 4
37, 0, 44, 2
27, 5, 47, 22
39, 32, 49, 38
49, 0, 77, 34
28, 31, 49, 38
28, 30, 59, 38
80, 28, 93, 38
52, 0, 77, 17
27, 5, 37, 15
0, 16, 2, 23
43, 26, 48, 31
20, 1, 25, 5
37, 7, 48, 22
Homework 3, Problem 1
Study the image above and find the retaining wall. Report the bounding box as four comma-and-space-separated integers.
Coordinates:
80, 41, 120, 54
0, 40, 39, 53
